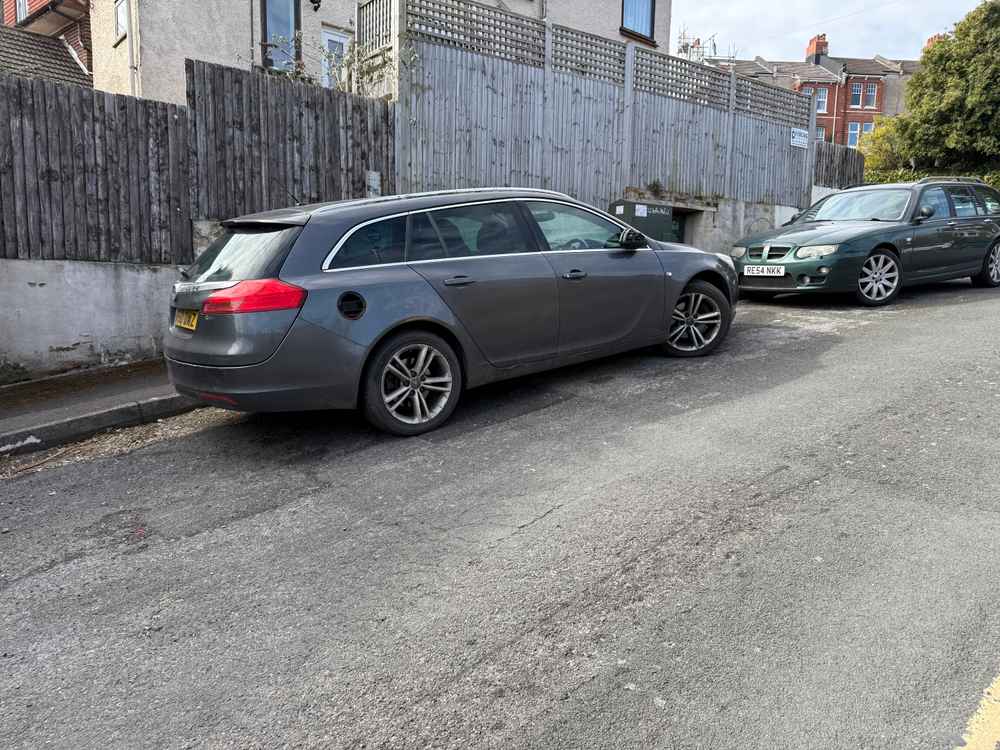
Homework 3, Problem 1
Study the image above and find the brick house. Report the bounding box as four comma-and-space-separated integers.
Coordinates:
715, 34, 920, 148
1, 0, 92, 83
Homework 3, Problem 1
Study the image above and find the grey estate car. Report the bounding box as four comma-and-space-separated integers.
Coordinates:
165, 189, 738, 435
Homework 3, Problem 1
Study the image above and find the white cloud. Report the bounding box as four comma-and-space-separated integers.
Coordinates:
669, 0, 983, 61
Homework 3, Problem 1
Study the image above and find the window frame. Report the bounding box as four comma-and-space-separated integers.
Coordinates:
815, 87, 828, 114
15, 0, 29, 23
113, 0, 128, 40
523, 198, 640, 253
815, 126, 826, 143
945, 186, 980, 219
620, 0, 656, 44
321, 28, 352, 89
914, 186, 955, 221
973, 186, 1000, 216
846, 122, 861, 148
323, 198, 564, 271
261, 0, 303, 70
864, 83, 878, 109
850, 82, 863, 108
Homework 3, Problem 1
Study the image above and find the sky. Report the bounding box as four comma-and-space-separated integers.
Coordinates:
669, 0, 983, 61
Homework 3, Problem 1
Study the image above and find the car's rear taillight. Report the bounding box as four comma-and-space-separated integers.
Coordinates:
201, 279, 306, 315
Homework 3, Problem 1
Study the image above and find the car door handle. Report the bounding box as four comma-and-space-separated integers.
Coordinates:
947, 221, 958, 226
562, 270, 588, 281
443, 275, 476, 287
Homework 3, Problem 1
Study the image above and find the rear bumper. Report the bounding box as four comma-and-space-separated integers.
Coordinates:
165, 318, 366, 412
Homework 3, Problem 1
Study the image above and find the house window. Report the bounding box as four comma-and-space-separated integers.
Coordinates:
322, 29, 351, 88
622, 0, 655, 41
114, 0, 128, 39
816, 126, 826, 142
847, 122, 861, 148
16, 0, 29, 22
865, 83, 877, 108
801, 86, 814, 98
262, 0, 301, 70
815, 88, 828, 113
862, 122, 874, 136
850, 82, 863, 108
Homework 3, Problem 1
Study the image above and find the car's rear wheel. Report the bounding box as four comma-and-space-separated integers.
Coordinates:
855, 249, 901, 306
663, 280, 732, 358
971, 242, 1000, 288
362, 331, 463, 436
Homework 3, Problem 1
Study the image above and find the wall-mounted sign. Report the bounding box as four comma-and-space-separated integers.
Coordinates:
790, 128, 810, 150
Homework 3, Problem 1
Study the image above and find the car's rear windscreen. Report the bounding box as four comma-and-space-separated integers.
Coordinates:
183, 226, 302, 283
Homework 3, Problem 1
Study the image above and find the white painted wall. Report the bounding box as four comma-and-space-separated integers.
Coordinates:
0, 260, 177, 376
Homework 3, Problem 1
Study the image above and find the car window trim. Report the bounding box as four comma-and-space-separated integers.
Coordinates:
322, 197, 638, 271
915, 185, 955, 222
520, 198, 647, 253
944, 186, 979, 219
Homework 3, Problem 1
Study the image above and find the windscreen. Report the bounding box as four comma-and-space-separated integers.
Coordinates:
184, 226, 302, 283
810, 190, 912, 222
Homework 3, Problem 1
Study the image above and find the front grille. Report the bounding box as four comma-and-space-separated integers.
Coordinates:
748, 245, 792, 261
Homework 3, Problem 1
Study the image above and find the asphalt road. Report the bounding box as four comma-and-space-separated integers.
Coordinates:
3, 281, 1000, 749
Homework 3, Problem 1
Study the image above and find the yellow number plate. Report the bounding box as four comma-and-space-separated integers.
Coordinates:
174, 309, 199, 331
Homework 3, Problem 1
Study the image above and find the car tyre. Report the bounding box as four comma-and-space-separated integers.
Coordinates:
971, 242, 1000, 288
362, 330, 463, 436
854, 248, 902, 307
663, 280, 733, 358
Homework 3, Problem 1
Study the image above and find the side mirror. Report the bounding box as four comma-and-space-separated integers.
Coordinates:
620, 229, 647, 250
918, 205, 935, 220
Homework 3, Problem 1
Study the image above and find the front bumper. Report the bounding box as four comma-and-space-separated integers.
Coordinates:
166, 318, 366, 412
735, 254, 863, 293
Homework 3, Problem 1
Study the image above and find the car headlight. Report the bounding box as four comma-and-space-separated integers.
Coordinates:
795, 244, 838, 259
730, 246, 747, 259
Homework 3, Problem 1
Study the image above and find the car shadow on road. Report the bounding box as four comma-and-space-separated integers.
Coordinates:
745, 279, 995, 311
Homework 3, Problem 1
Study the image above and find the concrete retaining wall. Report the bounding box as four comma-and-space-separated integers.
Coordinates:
0, 259, 177, 383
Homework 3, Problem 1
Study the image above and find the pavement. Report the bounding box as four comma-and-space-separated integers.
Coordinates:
0, 360, 196, 456
2, 280, 1000, 749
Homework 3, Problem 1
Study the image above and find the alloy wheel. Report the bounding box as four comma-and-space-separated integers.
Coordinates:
669, 292, 723, 353
859, 254, 900, 302
381, 344, 454, 425
989, 245, 1000, 284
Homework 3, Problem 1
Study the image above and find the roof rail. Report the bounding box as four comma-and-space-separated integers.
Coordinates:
916, 176, 985, 185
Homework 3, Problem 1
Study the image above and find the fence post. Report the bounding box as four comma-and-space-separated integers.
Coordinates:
541, 20, 554, 190
724, 67, 737, 200
622, 42, 636, 190
803, 92, 818, 208
392, 0, 409, 193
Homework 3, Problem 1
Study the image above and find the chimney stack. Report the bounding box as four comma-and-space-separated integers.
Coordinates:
806, 34, 829, 64
924, 33, 947, 51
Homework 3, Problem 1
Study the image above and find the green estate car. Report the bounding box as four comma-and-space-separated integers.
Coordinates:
730, 178, 1000, 306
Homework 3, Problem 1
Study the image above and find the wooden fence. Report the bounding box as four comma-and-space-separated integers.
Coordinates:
0, 74, 192, 264
185, 60, 396, 222
814, 140, 865, 190
387, 0, 819, 210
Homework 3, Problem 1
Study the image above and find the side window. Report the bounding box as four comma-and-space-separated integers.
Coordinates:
973, 187, 1000, 216
947, 188, 978, 218
406, 213, 447, 262
527, 202, 625, 251
919, 187, 952, 220
330, 216, 406, 269
429, 203, 534, 257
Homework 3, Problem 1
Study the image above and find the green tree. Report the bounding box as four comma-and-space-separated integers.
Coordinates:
900, 0, 1000, 170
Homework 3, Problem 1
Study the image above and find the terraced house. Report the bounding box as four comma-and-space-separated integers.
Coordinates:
716, 34, 920, 148
2, 1, 671, 105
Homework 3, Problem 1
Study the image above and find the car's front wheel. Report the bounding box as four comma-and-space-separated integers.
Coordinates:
663, 280, 732, 358
855, 249, 902, 306
971, 242, 1000, 288
362, 331, 463, 436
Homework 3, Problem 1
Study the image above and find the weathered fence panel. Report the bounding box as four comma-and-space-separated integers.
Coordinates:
185, 60, 396, 221
392, 0, 817, 210
814, 140, 865, 189
0, 74, 193, 264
